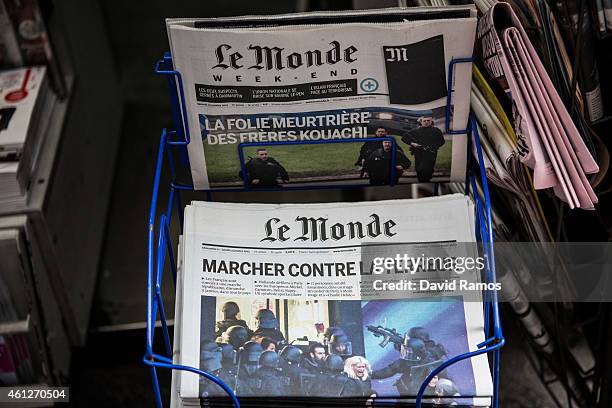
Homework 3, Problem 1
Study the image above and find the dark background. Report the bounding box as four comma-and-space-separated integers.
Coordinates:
63, 1, 612, 407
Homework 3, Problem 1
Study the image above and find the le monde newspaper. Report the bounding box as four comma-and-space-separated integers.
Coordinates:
172, 195, 493, 406
166, 6, 477, 190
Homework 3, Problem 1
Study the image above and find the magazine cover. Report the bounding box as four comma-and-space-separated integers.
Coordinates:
167, 7, 477, 190
177, 195, 493, 404
0, 66, 46, 157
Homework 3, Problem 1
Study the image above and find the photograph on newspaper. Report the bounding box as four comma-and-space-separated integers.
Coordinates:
196, 295, 488, 404
177, 196, 493, 402
166, 7, 477, 189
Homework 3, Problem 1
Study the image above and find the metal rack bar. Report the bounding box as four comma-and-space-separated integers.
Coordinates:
145, 55, 504, 408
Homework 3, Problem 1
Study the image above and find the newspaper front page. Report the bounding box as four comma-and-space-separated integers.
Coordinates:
167, 7, 477, 190
178, 195, 493, 404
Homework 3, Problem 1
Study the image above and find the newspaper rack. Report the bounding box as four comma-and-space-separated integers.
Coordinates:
144, 53, 505, 408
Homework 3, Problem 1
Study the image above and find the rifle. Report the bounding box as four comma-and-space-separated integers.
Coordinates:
367, 325, 404, 348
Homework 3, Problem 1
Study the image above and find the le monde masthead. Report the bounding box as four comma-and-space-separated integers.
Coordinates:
261, 213, 397, 242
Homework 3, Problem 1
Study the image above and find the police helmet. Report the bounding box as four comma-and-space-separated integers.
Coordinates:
255, 309, 278, 329
226, 325, 249, 349
325, 354, 344, 373
279, 345, 303, 364
330, 334, 352, 356
259, 350, 280, 368
323, 326, 346, 344
222, 302, 240, 319
239, 341, 263, 365
401, 338, 427, 361
200, 340, 222, 372
408, 326, 430, 342
220, 343, 237, 365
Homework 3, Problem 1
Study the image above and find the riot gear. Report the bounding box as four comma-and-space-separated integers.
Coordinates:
200, 340, 222, 373
253, 351, 289, 396
329, 333, 352, 357
253, 309, 285, 344
225, 325, 249, 349
407, 327, 447, 360
239, 341, 263, 366
236, 341, 263, 393
222, 302, 240, 319
255, 309, 278, 329
325, 354, 345, 373
220, 343, 237, 368
280, 345, 302, 364
198, 341, 226, 397
308, 354, 350, 397
408, 326, 430, 342
322, 326, 346, 345
259, 350, 280, 369
279, 345, 308, 397
371, 329, 444, 395
215, 303, 251, 338
400, 337, 427, 362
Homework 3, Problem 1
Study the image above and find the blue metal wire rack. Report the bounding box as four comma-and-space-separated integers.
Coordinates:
145, 53, 505, 408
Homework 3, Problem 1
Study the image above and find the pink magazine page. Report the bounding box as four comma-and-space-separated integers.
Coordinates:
497, 2, 599, 175
510, 29, 597, 208
502, 29, 576, 207
477, 5, 556, 189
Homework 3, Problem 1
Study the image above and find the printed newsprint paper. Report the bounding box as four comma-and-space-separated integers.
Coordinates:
177, 195, 493, 403
166, 7, 477, 190
476, 2, 598, 210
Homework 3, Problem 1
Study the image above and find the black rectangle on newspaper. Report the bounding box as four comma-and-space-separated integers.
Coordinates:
195, 79, 358, 103
383, 35, 447, 105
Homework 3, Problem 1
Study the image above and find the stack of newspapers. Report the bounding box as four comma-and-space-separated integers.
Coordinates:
0, 66, 54, 212
170, 195, 494, 407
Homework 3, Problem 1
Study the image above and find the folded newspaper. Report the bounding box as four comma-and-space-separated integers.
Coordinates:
166, 7, 478, 190
172, 194, 493, 407
476, 2, 599, 210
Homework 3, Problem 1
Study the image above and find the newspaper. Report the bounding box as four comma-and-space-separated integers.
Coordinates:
476, 2, 599, 210
176, 195, 492, 404
166, 7, 477, 190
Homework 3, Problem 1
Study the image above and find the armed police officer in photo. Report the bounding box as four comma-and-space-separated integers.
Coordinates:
279, 345, 309, 396
363, 140, 412, 185
234, 340, 263, 396
252, 309, 286, 345
311, 354, 349, 397
251, 350, 290, 396
355, 127, 406, 174
401, 116, 446, 182
242, 148, 289, 188
215, 301, 251, 338
328, 333, 353, 360
369, 326, 446, 395
355, 127, 390, 169
218, 324, 250, 350
198, 340, 225, 397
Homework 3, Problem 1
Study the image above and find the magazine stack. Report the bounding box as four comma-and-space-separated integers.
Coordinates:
0, 66, 54, 212
170, 195, 494, 407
